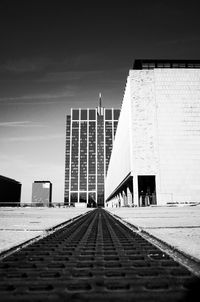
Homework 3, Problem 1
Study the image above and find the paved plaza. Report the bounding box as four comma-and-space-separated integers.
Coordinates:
0, 205, 200, 263
0, 207, 91, 254
107, 205, 200, 261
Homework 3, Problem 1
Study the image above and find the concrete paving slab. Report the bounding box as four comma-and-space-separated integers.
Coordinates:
107, 205, 200, 261
145, 228, 200, 260
0, 207, 91, 254
0, 230, 43, 253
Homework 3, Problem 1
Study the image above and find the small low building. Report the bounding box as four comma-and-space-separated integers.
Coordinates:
0, 175, 21, 207
32, 181, 52, 207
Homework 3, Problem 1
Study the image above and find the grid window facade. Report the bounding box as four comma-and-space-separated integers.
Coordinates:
70, 121, 79, 191
97, 115, 104, 207
64, 107, 120, 207
80, 122, 87, 190
89, 121, 96, 190
105, 121, 113, 172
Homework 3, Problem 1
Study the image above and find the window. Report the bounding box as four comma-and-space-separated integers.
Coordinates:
88, 192, 96, 207
149, 63, 155, 69
70, 192, 78, 203
105, 109, 112, 120
80, 193, 87, 203
81, 109, 87, 120
142, 63, 149, 69
72, 109, 79, 120
114, 109, 120, 120
89, 109, 96, 120
163, 63, 171, 68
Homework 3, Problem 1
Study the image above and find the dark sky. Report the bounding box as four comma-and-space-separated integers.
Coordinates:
1, 1, 200, 59
0, 0, 200, 102
0, 0, 200, 202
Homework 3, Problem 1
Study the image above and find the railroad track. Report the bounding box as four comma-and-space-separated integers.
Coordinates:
0, 208, 199, 301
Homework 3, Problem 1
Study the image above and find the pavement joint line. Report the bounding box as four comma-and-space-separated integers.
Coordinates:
135, 226, 200, 229
139, 228, 200, 277
0, 210, 92, 261
0, 229, 44, 231
106, 209, 200, 278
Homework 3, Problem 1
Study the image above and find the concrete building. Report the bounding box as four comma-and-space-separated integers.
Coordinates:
105, 60, 200, 207
32, 181, 52, 207
64, 95, 120, 207
0, 175, 21, 207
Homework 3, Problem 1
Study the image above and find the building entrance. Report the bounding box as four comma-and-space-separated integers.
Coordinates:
87, 192, 97, 208
138, 176, 156, 206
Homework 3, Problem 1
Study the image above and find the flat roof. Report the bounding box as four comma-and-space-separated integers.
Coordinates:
133, 59, 200, 70
0, 175, 21, 184
33, 181, 52, 183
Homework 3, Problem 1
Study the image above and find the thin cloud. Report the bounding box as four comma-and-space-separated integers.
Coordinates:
39, 68, 127, 82
0, 89, 75, 104
39, 70, 104, 82
0, 153, 35, 170
158, 36, 200, 46
0, 121, 46, 127
0, 101, 70, 105
1, 57, 51, 73
0, 134, 65, 142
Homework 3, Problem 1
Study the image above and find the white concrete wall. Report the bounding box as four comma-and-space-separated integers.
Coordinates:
129, 70, 159, 204
105, 78, 132, 200
154, 69, 200, 203
106, 68, 200, 205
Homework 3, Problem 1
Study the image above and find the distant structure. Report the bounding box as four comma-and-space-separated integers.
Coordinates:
64, 94, 120, 207
0, 175, 21, 207
32, 181, 52, 207
106, 59, 200, 207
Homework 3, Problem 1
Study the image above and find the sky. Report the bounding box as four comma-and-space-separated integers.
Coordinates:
1, 0, 200, 203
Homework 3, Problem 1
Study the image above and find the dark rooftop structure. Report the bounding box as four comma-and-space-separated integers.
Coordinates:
0, 175, 21, 207
133, 59, 200, 70
33, 181, 52, 183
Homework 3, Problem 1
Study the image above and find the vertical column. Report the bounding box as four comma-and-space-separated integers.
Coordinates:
88, 112, 96, 206
127, 187, 133, 206
112, 108, 114, 143
122, 190, 127, 207
70, 109, 79, 206
95, 109, 98, 205
120, 192, 124, 207
97, 114, 104, 207
64, 115, 71, 205
79, 120, 87, 203
78, 109, 80, 203
104, 112, 107, 179
105, 120, 113, 173
87, 109, 89, 204
69, 109, 73, 206
133, 175, 139, 206
117, 193, 121, 207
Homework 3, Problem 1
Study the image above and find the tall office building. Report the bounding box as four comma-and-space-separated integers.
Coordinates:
106, 60, 200, 207
64, 96, 120, 207
32, 181, 52, 207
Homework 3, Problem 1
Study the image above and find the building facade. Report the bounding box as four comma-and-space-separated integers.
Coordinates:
32, 181, 52, 207
64, 99, 120, 207
0, 175, 21, 207
105, 60, 200, 207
